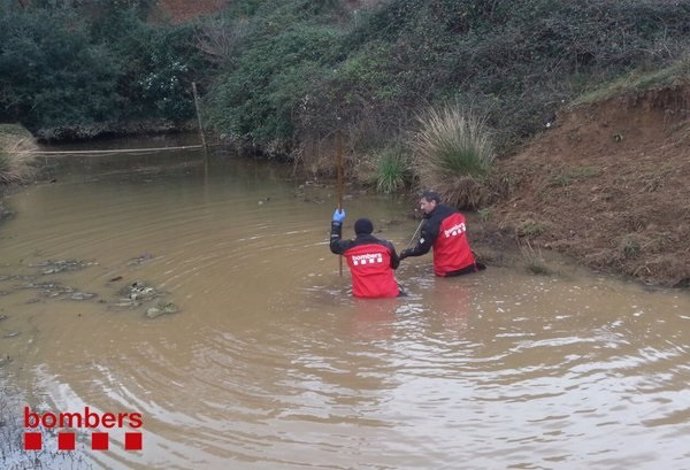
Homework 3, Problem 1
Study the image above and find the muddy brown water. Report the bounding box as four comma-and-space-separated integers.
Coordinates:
1, 141, 689, 469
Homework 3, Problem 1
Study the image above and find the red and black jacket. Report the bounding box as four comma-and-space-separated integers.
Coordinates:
405, 204, 478, 277
330, 222, 400, 298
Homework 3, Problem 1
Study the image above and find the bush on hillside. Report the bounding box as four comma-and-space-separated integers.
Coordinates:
411, 103, 494, 209
343, 0, 690, 148
205, 0, 690, 166
205, 22, 343, 153
92, 7, 205, 122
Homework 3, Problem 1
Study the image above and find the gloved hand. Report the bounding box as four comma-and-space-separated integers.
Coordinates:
332, 208, 346, 224
399, 248, 412, 260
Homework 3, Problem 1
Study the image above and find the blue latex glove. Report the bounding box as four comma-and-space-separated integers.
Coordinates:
332, 208, 346, 223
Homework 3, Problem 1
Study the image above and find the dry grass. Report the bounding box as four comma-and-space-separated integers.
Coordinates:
411, 103, 494, 209
0, 125, 38, 186
519, 241, 552, 275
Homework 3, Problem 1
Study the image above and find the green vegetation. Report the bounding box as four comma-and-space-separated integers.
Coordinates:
374, 144, 410, 194
619, 234, 642, 259
411, 103, 493, 208
549, 166, 601, 187
1, 0, 689, 199
517, 219, 548, 238
573, 56, 690, 106
0, 2, 206, 140
199, 0, 689, 202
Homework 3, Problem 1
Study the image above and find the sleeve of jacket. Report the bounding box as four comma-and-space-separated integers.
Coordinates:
406, 219, 437, 256
386, 241, 400, 269
329, 221, 348, 254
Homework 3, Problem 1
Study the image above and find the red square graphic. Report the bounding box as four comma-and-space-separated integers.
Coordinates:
91, 432, 109, 450
24, 432, 42, 450
58, 432, 76, 451
125, 432, 142, 451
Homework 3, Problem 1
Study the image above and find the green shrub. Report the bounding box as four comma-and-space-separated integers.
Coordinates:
0, 4, 206, 137
91, 8, 204, 122
516, 219, 548, 238
374, 145, 410, 194
0, 9, 122, 132
205, 23, 342, 152
411, 103, 494, 208
619, 234, 642, 259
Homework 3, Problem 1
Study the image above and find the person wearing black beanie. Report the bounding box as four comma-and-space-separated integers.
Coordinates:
329, 209, 403, 298
354, 218, 374, 235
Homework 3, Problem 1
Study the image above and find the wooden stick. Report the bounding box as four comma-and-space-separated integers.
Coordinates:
336, 129, 344, 277
406, 219, 425, 250
192, 82, 208, 155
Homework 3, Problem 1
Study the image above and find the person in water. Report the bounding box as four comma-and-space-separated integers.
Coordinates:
400, 190, 485, 277
329, 209, 402, 298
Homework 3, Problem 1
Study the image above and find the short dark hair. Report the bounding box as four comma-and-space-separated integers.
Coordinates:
421, 190, 441, 203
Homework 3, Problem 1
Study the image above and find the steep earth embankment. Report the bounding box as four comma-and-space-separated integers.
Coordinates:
490, 84, 690, 287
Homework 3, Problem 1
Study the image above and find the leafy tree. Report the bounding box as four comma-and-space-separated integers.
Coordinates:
0, 9, 121, 131
0, 2, 208, 137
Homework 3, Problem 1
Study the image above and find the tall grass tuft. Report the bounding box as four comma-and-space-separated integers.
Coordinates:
375, 145, 410, 194
411, 104, 494, 209
0, 125, 37, 185
519, 241, 552, 276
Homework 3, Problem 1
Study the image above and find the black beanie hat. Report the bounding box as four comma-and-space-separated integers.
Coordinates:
354, 218, 374, 235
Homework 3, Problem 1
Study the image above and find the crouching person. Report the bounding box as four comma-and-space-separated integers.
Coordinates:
330, 209, 402, 298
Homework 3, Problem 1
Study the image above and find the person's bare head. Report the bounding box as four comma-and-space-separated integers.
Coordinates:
419, 191, 441, 215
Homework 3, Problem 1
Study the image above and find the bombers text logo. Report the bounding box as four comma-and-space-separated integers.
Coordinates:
23, 406, 143, 452
352, 253, 383, 265
443, 223, 466, 238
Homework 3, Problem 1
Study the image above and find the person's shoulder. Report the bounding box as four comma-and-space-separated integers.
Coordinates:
438, 204, 460, 217
381, 237, 396, 249
369, 235, 395, 248
368, 234, 389, 243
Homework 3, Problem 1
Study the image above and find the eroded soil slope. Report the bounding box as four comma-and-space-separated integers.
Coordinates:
491, 84, 690, 287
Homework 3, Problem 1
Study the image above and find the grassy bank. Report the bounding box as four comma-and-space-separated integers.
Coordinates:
200, 0, 690, 195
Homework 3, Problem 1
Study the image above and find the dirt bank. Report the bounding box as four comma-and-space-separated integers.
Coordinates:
488, 84, 690, 288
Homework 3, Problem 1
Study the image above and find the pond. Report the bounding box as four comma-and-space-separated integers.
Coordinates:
1, 139, 689, 469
